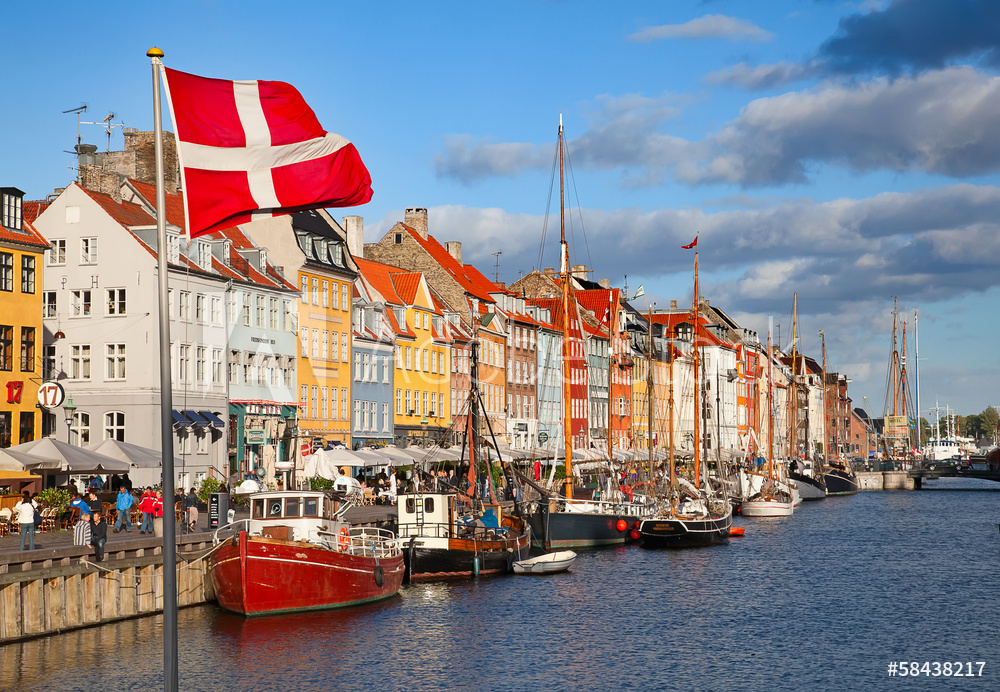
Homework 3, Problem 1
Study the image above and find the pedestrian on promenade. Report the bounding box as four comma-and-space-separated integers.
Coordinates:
183, 488, 200, 533
138, 487, 155, 534
15, 492, 36, 551
152, 490, 164, 521
113, 486, 134, 533
86, 490, 102, 514
74, 511, 92, 546
89, 513, 108, 562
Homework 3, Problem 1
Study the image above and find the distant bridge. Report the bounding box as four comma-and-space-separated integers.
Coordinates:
908, 458, 1000, 489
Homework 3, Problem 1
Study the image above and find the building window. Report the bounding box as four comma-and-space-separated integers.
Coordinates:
301, 384, 308, 407
195, 294, 206, 322
354, 400, 362, 429
330, 331, 339, 362
269, 297, 279, 330
19, 327, 34, 372
341, 388, 348, 421
321, 280, 329, 308
256, 295, 265, 327
396, 389, 402, 415
0, 325, 11, 371
70, 411, 90, 446
311, 329, 319, 358
0, 252, 12, 292
341, 333, 349, 362
0, 412, 9, 447
196, 346, 206, 383
422, 349, 429, 372
300, 327, 308, 357
71, 290, 92, 317
19, 411, 34, 444
341, 284, 349, 312
166, 234, 181, 264
42, 291, 57, 318
106, 288, 126, 315
2, 190, 23, 230
213, 296, 223, 325
321, 331, 329, 359
179, 344, 190, 383
405, 347, 412, 370
383, 356, 390, 383
213, 349, 223, 384
43, 345, 55, 379
71, 344, 91, 379
242, 292, 251, 326
48, 239, 66, 265
355, 353, 362, 381
311, 278, 319, 305
104, 411, 126, 441
80, 237, 98, 264
20, 256, 35, 294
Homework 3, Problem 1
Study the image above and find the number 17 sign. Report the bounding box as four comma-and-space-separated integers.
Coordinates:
38, 381, 66, 410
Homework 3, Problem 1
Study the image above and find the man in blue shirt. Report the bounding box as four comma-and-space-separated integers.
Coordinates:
113, 486, 134, 533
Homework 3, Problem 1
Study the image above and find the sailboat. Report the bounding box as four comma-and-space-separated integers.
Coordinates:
741, 320, 795, 517
638, 239, 733, 547
785, 293, 827, 501
396, 339, 531, 582
525, 117, 648, 550
820, 330, 859, 495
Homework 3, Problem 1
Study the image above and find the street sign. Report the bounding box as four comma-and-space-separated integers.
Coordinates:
538, 432, 549, 444
300, 441, 311, 457
37, 381, 66, 410
246, 428, 266, 444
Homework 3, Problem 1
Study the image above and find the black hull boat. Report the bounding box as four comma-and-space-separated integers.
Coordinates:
527, 500, 637, 550
639, 504, 732, 548
789, 471, 827, 500
403, 530, 531, 583
823, 466, 859, 495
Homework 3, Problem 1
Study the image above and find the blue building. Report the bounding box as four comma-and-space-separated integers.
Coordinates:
350, 283, 394, 448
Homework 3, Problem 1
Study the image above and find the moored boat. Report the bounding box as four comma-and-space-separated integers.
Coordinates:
209, 489, 404, 616
823, 463, 859, 495
513, 550, 577, 574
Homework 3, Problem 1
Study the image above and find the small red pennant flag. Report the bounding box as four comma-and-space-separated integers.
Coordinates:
681, 237, 698, 249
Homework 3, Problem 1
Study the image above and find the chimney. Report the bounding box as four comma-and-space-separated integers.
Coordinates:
405, 207, 428, 239
572, 264, 588, 280
543, 267, 556, 277
598, 278, 610, 289
343, 215, 364, 259
444, 241, 462, 263
670, 300, 677, 309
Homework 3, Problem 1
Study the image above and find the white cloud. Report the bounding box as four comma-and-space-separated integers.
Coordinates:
629, 15, 773, 43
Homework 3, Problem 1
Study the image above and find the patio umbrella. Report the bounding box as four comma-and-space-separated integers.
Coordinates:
85, 439, 184, 468
8, 438, 131, 473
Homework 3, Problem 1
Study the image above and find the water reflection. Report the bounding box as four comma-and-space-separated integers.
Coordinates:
4, 485, 998, 690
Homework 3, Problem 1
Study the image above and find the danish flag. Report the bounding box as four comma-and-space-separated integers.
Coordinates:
162, 67, 373, 237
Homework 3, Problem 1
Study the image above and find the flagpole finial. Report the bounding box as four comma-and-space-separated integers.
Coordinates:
146, 47, 164, 58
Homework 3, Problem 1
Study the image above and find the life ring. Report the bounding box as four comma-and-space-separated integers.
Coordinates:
374, 565, 385, 587
338, 527, 350, 551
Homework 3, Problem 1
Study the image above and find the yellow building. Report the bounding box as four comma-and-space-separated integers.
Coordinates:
355, 258, 451, 446
1, 190, 49, 447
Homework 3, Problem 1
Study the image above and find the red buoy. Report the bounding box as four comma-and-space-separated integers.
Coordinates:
630, 529, 641, 541
730, 526, 745, 537
616, 519, 628, 532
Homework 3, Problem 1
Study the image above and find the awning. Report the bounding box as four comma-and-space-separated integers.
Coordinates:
198, 410, 226, 428
182, 410, 211, 428
172, 410, 192, 429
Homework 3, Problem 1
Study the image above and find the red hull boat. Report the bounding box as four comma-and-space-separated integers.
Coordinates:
209, 490, 404, 617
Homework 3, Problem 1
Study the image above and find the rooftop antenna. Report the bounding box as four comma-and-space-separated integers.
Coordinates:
62, 104, 88, 147
81, 112, 125, 152
491, 251, 502, 283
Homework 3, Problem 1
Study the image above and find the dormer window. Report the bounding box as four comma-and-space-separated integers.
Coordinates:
0, 188, 24, 231
166, 233, 181, 264
197, 241, 212, 270
330, 242, 344, 267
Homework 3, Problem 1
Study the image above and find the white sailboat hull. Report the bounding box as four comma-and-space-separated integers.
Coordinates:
741, 499, 794, 517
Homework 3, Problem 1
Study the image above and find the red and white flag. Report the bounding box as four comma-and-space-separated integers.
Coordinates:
162, 67, 373, 237
681, 236, 698, 249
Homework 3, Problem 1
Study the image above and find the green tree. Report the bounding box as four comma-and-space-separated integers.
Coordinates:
196, 477, 223, 504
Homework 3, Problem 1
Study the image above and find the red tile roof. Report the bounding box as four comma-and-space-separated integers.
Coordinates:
128, 179, 187, 231
400, 224, 496, 303
0, 217, 50, 250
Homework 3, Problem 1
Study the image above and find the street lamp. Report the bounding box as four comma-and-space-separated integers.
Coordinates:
63, 395, 77, 443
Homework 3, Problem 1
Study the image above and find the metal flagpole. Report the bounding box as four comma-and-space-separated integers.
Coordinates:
147, 46, 179, 692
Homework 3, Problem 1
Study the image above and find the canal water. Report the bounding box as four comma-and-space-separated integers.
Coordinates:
3, 480, 997, 691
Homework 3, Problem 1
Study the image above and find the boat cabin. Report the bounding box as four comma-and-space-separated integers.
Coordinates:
397, 492, 509, 540
247, 490, 342, 542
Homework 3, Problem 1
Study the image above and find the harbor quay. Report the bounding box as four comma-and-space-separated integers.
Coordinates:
0, 504, 394, 644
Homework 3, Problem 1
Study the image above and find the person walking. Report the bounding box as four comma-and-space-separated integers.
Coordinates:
15, 492, 36, 551
138, 487, 155, 534
183, 488, 200, 533
113, 486, 134, 533
89, 513, 108, 562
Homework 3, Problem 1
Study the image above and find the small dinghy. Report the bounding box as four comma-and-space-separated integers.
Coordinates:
513, 550, 577, 575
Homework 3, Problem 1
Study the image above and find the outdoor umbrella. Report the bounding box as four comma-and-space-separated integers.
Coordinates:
8, 438, 131, 473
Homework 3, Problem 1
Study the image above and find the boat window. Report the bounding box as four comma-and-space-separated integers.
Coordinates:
303, 497, 319, 517
424, 497, 434, 513
252, 500, 264, 519
268, 500, 283, 517
285, 498, 300, 517
405, 498, 415, 514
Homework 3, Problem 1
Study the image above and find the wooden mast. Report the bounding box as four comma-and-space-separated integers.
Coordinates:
820, 330, 828, 463
789, 292, 798, 459
608, 290, 616, 465
647, 306, 654, 487
767, 322, 774, 481
668, 320, 676, 515
559, 116, 574, 500
692, 247, 701, 490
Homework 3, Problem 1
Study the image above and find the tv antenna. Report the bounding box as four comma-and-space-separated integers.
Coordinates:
62, 104, 89, 148
491, 251, 502, 283
82, 112, 125, 152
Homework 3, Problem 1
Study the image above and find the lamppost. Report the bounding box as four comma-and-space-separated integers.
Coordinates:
63, 395, 77, 444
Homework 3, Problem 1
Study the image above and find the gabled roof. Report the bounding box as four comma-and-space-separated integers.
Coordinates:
398, 223, 496, 303
355, 257, 406, 305
649, 311, 731, 348
127, 179, 186, 231
0, 214, 50, 250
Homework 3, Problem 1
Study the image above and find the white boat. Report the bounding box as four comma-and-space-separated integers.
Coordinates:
513, 550, 577, 575
741, 495, 794, 517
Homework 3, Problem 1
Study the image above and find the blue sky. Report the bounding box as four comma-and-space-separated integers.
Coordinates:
4, 0, 1000, 420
